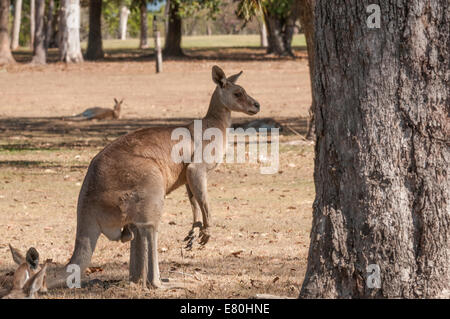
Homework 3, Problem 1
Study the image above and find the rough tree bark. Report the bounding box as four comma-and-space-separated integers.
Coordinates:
298, 0, 316, 140
139, 0, 149, 49
11, 0, 22, 50
31, 0, 46, 64
30, 0, 35, 49
59, 0, 83, 63
163, 0, 183, 57
0, 0, 15, 65
119, 2, 130, 40
86, 0, 104, 60
300, 0, 449, 298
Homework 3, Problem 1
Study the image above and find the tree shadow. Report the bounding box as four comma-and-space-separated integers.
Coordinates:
11, 46, 308, 64
0, 116, 308, 152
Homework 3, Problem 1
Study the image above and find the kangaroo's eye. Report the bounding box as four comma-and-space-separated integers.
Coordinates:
234, 92, 242, 98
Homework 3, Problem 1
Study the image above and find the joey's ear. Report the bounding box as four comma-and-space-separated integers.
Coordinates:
26, 247, 39, 270
114, 98, 118, 104
9, 244, 25, 265
212, 65, 227, 88
227, 71, 243, 84
25, 263, 47, 297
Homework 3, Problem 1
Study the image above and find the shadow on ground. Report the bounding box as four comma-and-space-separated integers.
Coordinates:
0, 116, 308, 151
11, 46, 308, 64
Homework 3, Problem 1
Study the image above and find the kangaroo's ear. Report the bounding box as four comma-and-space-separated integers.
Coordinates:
114, 98, 118, 104
212, 65, 227, 88
227, 71, 243, 84
9, 244, 25, 265
25, 263, 47, 297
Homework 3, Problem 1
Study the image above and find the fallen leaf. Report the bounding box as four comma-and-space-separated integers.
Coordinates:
273, 276, 280, 283
230, 250, 243, 258
86, 266, 103, 275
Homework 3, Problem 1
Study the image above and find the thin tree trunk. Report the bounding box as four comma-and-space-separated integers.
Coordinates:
0, 0, 15, 64
283, 0, 300, 57
300, 0, 449, 298
139, 0, 148, 49
86, 0, 103, 60
264, 11, 286, 55
258, 14, 268, 48
119, 2, 130, 40
298, 0, 316, 140
31, 0, 46, 64
30, 0, 35, 49
44, 0, 54, 50
163, 0, 183, 57
11, 0, 22, 50
59, 0, 83, 63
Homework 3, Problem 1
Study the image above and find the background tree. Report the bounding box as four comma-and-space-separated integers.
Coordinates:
0, 0, 15, 64
119, 0, 131, 40
44, 0, 55, 50
11, 0, 22, 50
163, 0, 221, 57
236, 0, 298, 56
86, 0, 104, 60
30, 0, 35, 49
31, 0, 46, 64
298, 0, 315, 140
163, 0, 183, 56
59, 0, 83, 63
139, 0, 149, 49
300, 0, 449, 298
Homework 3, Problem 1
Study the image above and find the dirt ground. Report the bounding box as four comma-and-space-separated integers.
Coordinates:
0, 47, 314, 298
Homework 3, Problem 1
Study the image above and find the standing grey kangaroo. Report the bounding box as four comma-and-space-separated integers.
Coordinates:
47, 66, 260, 289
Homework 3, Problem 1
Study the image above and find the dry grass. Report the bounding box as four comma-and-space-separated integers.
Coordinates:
0, 49, 314, 299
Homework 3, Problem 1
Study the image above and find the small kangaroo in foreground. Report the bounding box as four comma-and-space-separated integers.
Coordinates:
1, 246, 48, 299
46, 66, 260, 289
64, 98, 123, 121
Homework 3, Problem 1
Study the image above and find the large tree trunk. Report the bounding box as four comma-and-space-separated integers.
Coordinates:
163, 0, 183, 57
31, 0, 46, 64
86, 0, 103, 60
139, 0, 148, 49
30, 0, 35, 49
59, 0, 83, 63
300, 0, 449, 299
44, 0, 54, 50
119, 2, 130, 40
298, 0, 316, 140
11, 0, 22, 50
0, 0, 15, 64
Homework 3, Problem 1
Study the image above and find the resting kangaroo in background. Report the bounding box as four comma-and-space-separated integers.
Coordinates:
64, 98, 123, 121
1, 246, 48, 299
46, 66, 260, 289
